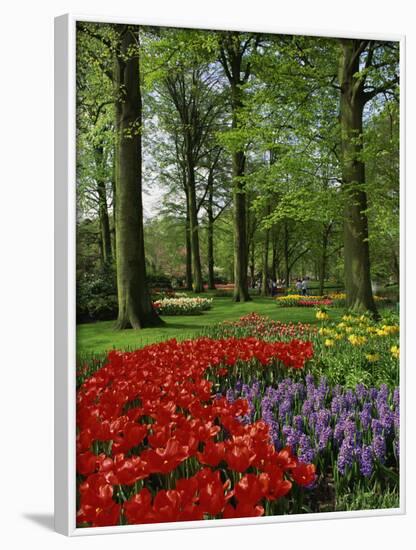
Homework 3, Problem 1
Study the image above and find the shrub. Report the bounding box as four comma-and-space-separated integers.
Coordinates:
77, 265, 118, 322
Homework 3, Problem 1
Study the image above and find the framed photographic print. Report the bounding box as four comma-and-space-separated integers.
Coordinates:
54, 13, 405, 536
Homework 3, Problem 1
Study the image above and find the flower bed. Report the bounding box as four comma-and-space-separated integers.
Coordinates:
204, 312, 317, 342
224, 376, 399, 497
313, 313, 400, 388
76, 311, 400, 525
297, 299, 333, 307
276, 292, 388, 308
276, 295, 333, 307
76, 337, 315, 527
153, 296, 213, 315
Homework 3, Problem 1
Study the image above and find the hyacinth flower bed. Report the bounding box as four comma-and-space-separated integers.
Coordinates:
152, 296, 213, 315
76, 337, 315, 527
221, 376, 399, 512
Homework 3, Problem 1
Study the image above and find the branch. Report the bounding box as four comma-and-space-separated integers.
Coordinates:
288, 248, 310, 270
363, 75, 400, 102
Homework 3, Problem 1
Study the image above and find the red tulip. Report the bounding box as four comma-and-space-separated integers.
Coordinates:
197, 440, 226, 467
292, 463, 316, 487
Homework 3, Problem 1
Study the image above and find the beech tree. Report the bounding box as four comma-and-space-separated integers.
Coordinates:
338, 39, 399, 314
112, 26, 162, 328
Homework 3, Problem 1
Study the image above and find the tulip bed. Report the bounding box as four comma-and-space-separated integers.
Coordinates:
76, 312, 400, 528
276, 293, 388, 308
153, 296, 213, 315
77, 338, 315, 527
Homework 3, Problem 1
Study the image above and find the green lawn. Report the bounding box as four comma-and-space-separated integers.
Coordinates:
77, 295, 344, 356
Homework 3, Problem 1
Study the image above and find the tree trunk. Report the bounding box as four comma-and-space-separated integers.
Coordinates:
111, 145, 117, 261
94, 145, 113, 266
207, 171, 216, 290
272, 235, 278, 282
339, 40, 377, 315
184, 185, 193, 290
249, 241, 255, 288
283, 222, 290, 288
261, 204, 271, 296
113, 27, 162, 329
232, 161, 250, 301
318, 224, 330, 296
231, 84, 250, 301
186, 148, 204, 293
261, 228, 270, 296
219, 37, 251, 302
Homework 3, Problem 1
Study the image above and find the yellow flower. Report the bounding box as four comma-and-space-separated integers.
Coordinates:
365, 353, 380, 363
390, 345, 400, 359
376, 329, 388, 337
348, 334, 367, 346
316, 311, 329, 321
345, 326, 353, 333
325, 339, 334, 347
342, 315, 353, 321
382, 325, 400, 335
334, 333, 343, 340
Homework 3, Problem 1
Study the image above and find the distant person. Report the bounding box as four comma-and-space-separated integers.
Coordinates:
271, 280, 277, 296
295, 279, 302, 293
301, 278, 308, 296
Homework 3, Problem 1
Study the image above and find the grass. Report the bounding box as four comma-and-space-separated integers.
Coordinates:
76, 294, 345, 356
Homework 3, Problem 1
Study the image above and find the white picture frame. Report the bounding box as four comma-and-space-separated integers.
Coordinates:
54, 13, 406, 536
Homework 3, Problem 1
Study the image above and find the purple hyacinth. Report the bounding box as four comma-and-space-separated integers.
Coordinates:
378, 404, 394, 433
227, 377, 400, 482
369, 388, 378, 400
226, 388, 235, 403
282, 425, 301, 451
331, 395, 345, 415
298, 434, 315, 463
372, 434, 386, 463
302, 399, 314, 416
359, 402, 372, 430
355, 383, 368, 401
293, 414, 303, 431
337, 436, 355, 474
393, 388, 400, 408
235, 379, 243, 393
334, 419, 346, 445
317, 425, 332, 451
345, 389, 357, 409
371, 419, 383, 436
316, 408, 331, 430
279, 397, 293, 420
359, 445, 373, 477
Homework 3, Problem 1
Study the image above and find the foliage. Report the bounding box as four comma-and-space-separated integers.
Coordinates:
77, 265, 117, 322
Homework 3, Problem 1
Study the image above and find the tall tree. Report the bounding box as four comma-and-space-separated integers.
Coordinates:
113, 26, 162, 328
219, 32, 259, 302
338, 39, 399, 313
93, 145, 113, 265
